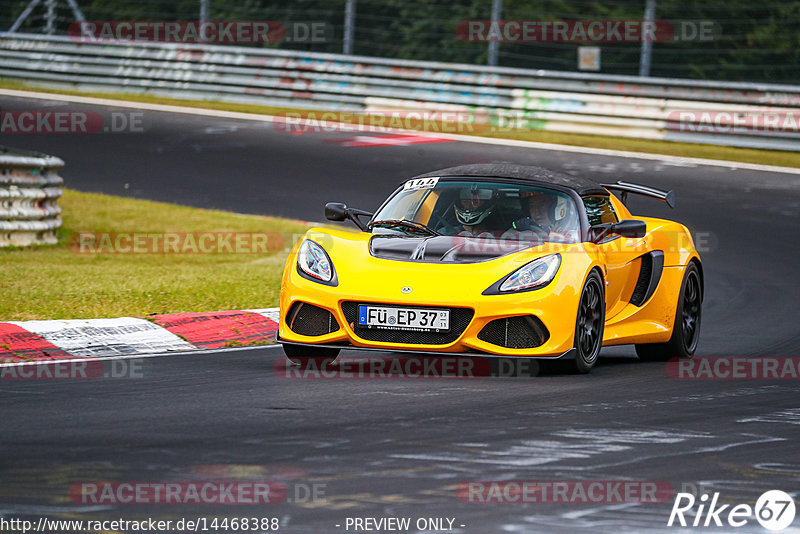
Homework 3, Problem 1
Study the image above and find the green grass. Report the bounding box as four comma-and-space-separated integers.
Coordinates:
0, 189, 314, 321
3, 78, 799, 168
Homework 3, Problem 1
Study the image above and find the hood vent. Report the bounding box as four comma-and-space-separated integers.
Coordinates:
369, 235, 533, 263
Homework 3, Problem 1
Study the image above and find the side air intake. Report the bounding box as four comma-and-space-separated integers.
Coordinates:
477, 316, 550, 349
286, 302, 340, 336
630, 251, 664, 307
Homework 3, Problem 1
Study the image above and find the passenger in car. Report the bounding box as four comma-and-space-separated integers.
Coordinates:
513, 191, 581, 243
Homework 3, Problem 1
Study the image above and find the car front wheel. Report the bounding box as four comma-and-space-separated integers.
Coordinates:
572, 270, 605, 373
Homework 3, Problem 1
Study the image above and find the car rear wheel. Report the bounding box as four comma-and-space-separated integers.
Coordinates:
572, 270, 605, 374
282, 343, 341, 364
635, 262, 702, 362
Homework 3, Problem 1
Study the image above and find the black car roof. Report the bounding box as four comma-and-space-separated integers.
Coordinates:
412, 163, 609, 197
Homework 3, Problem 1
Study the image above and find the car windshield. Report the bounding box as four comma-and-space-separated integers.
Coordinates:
372, 179, 581, 244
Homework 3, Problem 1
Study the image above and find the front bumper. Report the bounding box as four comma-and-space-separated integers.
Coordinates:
279, 268, 582, 358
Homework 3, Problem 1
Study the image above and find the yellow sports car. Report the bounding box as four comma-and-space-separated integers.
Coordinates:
278, 164, 702, 373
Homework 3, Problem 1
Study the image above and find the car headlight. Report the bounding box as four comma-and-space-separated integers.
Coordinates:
483, 254, 561, 295
297, 240, 336, 284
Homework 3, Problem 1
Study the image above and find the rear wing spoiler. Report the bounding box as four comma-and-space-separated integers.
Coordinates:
600, 180, 676, 209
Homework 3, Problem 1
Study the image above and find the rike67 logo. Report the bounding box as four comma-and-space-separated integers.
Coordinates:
668, 490, 796, 530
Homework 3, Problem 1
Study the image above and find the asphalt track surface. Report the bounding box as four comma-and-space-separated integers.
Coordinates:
2, 94, 800, 532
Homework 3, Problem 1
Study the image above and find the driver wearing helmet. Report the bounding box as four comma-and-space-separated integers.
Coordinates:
513, 190, 579, 241
452, 185, 498, 234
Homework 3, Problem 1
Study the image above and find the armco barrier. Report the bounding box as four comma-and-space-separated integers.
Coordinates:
1, 33, 799, 150
0, 146, 64, 246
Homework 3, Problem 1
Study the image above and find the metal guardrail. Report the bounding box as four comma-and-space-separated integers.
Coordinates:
1, 33, 799, 150
0, 146, 64, 247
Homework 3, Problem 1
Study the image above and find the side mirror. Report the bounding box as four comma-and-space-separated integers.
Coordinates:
325, 202, 348, 222
589, 220, 646, 242
324, 202, 373, 231
613, 219, 646, 238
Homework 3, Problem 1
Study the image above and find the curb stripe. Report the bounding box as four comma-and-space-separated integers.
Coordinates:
0, 322, 73, 362
150, 310, 279, 349
8, 317, 197, 359
245, 308, 281, 325
0, 308, 281, 364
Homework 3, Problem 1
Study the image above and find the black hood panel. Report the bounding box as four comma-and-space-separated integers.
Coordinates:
369, 235, 532, 263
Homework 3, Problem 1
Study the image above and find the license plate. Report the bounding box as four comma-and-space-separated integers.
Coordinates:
357, 305, 450, 332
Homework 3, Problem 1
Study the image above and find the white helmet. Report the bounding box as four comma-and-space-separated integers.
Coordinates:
455, 186, 496, 226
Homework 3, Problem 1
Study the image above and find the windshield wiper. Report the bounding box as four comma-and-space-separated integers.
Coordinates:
368, 219, 441, 236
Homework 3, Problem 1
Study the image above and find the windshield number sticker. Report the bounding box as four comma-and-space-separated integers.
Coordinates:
403, 177, 439, 191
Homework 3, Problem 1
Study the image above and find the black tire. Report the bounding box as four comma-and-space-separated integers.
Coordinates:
635, 262, 702, 362
572, 270, 605, 374
282, 343, 341, 364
